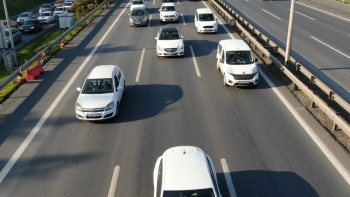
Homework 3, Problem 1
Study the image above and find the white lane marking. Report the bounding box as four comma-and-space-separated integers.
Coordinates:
177, 0, 179, 4
207, 0, 350, 187
245, 0, 249, 2
259, 68, 350, 186
148, 15, 152, 28
181, 13, 186, 25
261, 9, 281, 20
0, 3, 130, 184
190, 45, 201, 77
201, 1, 239, 39
294, 10, 315, 20
220, 158, 237, 197
153, 0, 155, 5
296, 1, 350, 23
107, 166, 120, 197
135, 48, 146, 82
310, 36, 350, 59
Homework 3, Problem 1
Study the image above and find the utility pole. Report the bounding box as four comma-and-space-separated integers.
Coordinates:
285, 0, 295, 66
2, 0, 18, 65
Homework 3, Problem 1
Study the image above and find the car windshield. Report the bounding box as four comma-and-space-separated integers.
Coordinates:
82, 79, 114, 94
40, 13, 51, 16
226, 51, 254, 64
131, 10, 145, 15
24, 20, 36, 25
56, 8, 64, 11
163, 188, 215, 197
132, 0, 143, 4
162, 6, 175, 11
19, 14, 28, 17
42, 4, 50, 8
64, 3, 72, 6
199, 13, 214, 21
159, 30, 180, 40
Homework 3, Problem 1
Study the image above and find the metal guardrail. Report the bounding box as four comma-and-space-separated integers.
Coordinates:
0, 2, 105, 91
209, 0, 350, 136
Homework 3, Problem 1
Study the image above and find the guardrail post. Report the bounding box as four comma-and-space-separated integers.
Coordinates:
295, 63, 301, 73
318, 3, 321, 9
334, 8, 336, 14
332, 122, 339, 131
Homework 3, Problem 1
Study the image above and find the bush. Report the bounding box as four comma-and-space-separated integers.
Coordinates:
71, 0, 105, 20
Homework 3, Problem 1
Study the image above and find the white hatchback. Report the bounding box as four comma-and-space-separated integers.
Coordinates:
153, 146, 222, 197
75, 65, 125, 121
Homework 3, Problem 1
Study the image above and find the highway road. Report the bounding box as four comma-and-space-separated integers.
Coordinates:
0, 0, 350, 196
225, 0, 350, 99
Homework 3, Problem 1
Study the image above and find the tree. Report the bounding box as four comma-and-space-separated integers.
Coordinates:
71, 0, 105, 20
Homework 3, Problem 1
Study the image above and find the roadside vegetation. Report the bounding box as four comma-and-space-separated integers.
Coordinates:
0, 1, 110, 103
0, 0, 53, 18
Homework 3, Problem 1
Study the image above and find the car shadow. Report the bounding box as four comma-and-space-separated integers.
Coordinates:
216, 170, 319, 197
185, 39, 218, 57
97, 84, 183, 124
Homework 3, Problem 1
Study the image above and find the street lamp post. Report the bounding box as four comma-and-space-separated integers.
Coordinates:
285, 0, 296, 66
2, 0, 18, 66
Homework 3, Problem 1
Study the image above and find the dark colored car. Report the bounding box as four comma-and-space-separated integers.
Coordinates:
19, 19, 43, 34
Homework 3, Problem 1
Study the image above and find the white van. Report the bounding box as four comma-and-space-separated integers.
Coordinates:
216, 39, 259, 86
194, 8, 218, 33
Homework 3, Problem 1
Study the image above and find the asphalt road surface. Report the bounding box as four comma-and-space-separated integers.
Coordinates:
0, 1, 350, 196
225, 0, 350, 99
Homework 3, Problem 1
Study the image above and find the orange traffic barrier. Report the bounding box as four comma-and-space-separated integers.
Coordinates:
26, 64, 44, 81
60, 39, 65, 49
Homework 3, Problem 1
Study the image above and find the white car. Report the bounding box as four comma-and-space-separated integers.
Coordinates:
155, 27, 184, 57
159, 3, 178, 23
75, 65, 125, 121
63, 2, 73, 11
54, 6, 68, 15
153, 146, 222, 197
195, 8, 218, 33
37, 11, 56, 24
16, 12, 34, 25
130, 0, 147, 11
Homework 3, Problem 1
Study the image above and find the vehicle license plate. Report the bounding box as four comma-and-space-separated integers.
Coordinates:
135, 22, 141, 25
239, 81, 249, 84
86, 113, 100, 117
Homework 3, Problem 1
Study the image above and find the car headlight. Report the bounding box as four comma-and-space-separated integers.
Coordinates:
30, 27, 34, 29
157, 46, 163, 51
105, 101, 114, 111
160, 14, 162, 17
252, 67, 257, 74
76, 103, 83, 111
175, 14, 177, 17
227, 68, 234, 74
142, 17, 147, 21
179, 43, 184, 50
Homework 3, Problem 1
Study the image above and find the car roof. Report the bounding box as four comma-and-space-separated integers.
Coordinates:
196, 8, 214, 14
219, 39, 251, 51
88, 65, 118, 79
162, 146, 213, 191
162, 2, 175, 6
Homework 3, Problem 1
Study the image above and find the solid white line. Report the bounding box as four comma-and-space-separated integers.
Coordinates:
107, 165, 120, 197
258, 68, 350, 186
310, 36, 350, 59
135, 48, 146, 82
261, 9, 281, 20
245, 0, 249, 2
0, 3, 130, 184
148, 15, 152, 28
294, 10, 315, 20
153, 0, 155, 5
296, 1, 350, 23
181, 13, 186, 25
220, 158, 237, 197
189, 45, 201, 77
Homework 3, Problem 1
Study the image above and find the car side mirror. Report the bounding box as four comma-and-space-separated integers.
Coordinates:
155, 37, 158, 40
255, 58, 258, 62
215, 18, 218, 21
117, 86, 123, 91
219, 59, 224, 63
176, 9, 178, 11
159, 9, 161, 11
181, 36, 185, 39
77, 87, 81, 92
